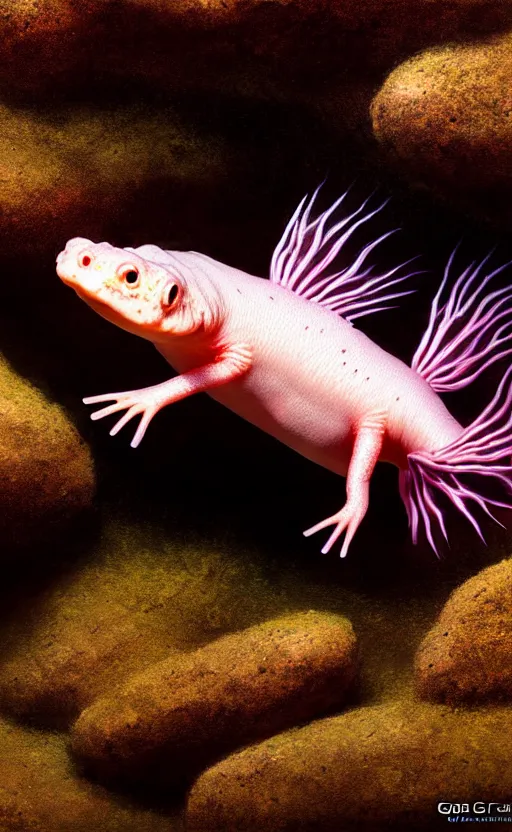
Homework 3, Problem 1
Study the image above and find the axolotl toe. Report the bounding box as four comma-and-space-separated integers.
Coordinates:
56, 189, 512, 556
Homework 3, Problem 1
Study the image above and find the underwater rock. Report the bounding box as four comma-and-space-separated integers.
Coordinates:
0, 100, 227, 262
371, 33, 512, 226
71, 610, 357, 787
0, 514, 277, 727
2, 0, 512, 103
186, 699, 512, 831
0, 355, 94, 549
0, 0, 341, 100
415, 558, 512, 704
0, 716, 173, 832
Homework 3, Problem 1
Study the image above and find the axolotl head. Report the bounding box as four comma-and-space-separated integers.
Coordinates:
56, 238, 221, 342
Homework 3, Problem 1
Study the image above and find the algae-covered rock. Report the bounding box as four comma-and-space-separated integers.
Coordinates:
186, 700, 512, 831
415, 558, 512, 704
371, 33, 512, 225
71, 610, 357, 787
0, 100, 227, 261
2, 0, 512, 104
0, 513, 277, 727
0, 355, 94, 548
0, 716, 174, 832
0, 0, 332, 99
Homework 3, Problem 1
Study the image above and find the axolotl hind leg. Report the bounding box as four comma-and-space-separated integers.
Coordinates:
303, 414, 386, 557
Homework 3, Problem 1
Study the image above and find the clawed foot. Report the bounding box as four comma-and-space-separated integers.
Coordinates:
83, 385, 169, 448
303, 502, 366, 558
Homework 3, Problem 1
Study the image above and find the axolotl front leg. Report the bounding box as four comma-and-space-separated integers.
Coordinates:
83, 344, 253, 448
304, 413, 387, 557
85, 347, 386, 557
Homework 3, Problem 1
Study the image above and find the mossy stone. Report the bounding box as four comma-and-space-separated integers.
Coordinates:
0, 355, 94, 549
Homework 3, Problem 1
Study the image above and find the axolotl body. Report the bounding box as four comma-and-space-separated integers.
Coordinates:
56, 190, 512, 556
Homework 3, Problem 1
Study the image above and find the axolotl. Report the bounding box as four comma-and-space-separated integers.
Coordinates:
56, 189, 512, 556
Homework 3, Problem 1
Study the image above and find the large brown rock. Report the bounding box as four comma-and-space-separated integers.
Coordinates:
371, 33, 512, 225
0, 0, 341, 98
0, 355, 94, 548
71, 610, 357, 787
0, 513, 277, 727
1, 0, 511, 101
186, 699, 512, 831
0, 99, 227, 262
415, 557, 512, 704
0, 716, 174, 832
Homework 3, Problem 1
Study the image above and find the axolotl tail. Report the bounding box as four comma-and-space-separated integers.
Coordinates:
401, 250, 512, 554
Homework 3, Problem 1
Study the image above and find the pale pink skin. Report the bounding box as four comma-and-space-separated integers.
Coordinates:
56, 238, 463, 556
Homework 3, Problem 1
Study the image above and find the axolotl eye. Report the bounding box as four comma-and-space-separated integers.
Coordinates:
121, 268, 140, 287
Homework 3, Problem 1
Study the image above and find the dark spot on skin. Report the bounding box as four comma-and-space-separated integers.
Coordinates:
320, 329, 324, 334
396, 396, 400, 401
269, 296, 274, 300
341, 349, 346, 353
343, 362, 346, 366
237, 288, 242, 294
354, 369, 358, 374
305, 326, 309, 331
365, 377, 370, 381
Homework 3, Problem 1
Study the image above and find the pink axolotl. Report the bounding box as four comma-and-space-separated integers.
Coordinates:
56, 188, 512, 556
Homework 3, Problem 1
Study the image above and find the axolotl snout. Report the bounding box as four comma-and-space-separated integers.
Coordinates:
57, 191, 512, 556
